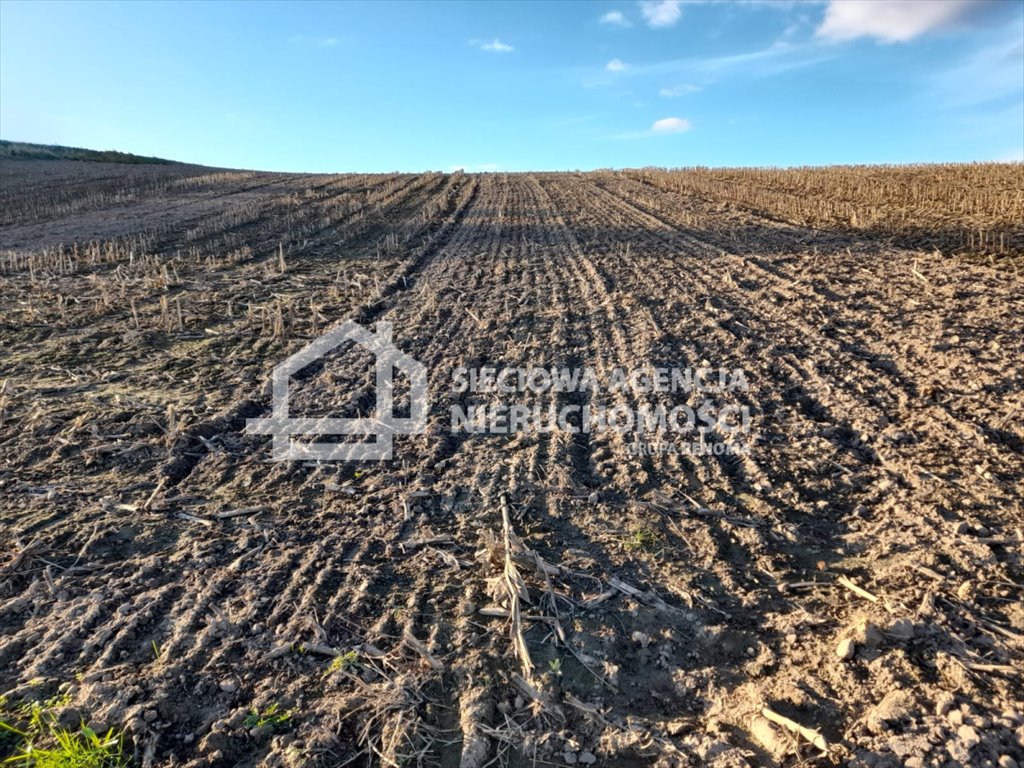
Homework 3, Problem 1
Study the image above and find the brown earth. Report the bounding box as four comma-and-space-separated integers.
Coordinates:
1, 160, 1022, 768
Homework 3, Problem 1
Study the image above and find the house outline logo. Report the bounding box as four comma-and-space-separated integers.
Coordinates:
246, 320, 427, 461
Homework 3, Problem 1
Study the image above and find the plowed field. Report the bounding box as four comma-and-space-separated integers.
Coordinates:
2, 160, 1022, 768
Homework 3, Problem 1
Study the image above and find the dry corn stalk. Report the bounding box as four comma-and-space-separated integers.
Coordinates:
500, 494, 534, 680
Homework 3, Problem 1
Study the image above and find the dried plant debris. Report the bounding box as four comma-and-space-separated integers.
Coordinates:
1, 161, 1022, 767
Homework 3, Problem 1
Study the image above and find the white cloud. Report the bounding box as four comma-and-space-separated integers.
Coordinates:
622, 40, 835, 82
817, 0, 987, 43
651, 116, 692, 133
579, 38, 838, 92
640, 0, 683, 28
600, 10, 632, 27
606, 58, 628, 72
612, 116, 694, 139
471, 38, 515, 53
289, 35, 339, 48
659, 83, 700, 97
932, 29, 1024, 107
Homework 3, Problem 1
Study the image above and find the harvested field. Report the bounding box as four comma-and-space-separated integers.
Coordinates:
1, 159, 1022, 768
628, 164, 1024, 262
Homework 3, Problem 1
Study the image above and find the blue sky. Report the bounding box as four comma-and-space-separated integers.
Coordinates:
1, 0, 1021, 171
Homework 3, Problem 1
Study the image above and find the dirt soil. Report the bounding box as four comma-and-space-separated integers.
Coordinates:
1, 161, 1022, 768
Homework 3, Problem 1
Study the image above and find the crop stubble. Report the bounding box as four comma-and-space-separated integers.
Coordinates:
1, 161, 1022, 767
